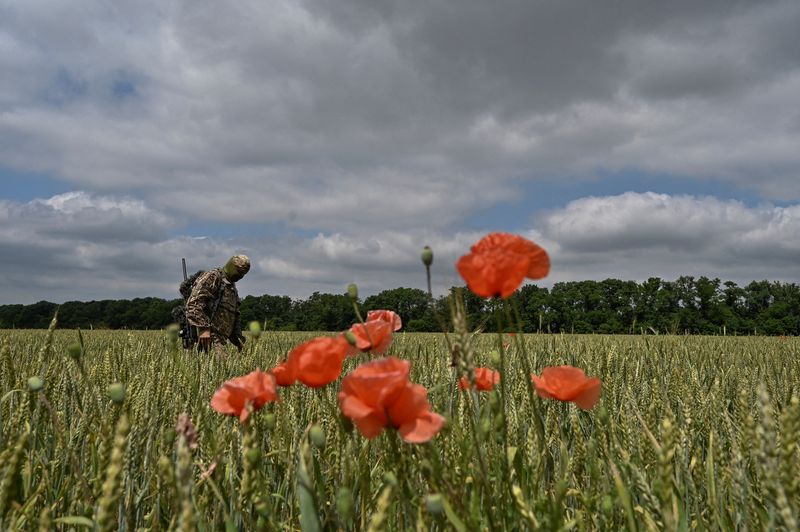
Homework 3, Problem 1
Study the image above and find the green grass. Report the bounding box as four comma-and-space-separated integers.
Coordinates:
1, 325, 799, 530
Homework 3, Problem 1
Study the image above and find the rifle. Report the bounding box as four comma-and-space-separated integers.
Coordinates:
178, 258, 199, 349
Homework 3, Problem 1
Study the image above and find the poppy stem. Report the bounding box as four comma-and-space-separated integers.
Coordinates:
425, 263, 432, 299
387, 431, 413, 528
350, 301, 376, 350
504, 299, 546, 454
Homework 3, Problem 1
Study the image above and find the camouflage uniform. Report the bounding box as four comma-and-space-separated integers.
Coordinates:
186, 256, 249, 355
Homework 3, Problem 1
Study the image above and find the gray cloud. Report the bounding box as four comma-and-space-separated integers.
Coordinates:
2, 1, 800, 302
2, 0, 800, 223
3, 190, 799, 304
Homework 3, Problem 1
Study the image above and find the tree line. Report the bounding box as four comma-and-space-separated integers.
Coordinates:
1, 276, 798, 335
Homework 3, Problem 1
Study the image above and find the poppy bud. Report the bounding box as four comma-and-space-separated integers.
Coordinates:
347, 283, 359, 301
164, 428, 177, 443
336, 487, 354, 521
343, 330, 357, 346
245, 447, 261, 464
597, 405, 609, 424
425, 493, 445, 516
248, 321, 262, 339
489, 350, 501, 366
67, 342, 83, 360
166, 324, 180, 343
382, 471, 398, 486
480, 418, 491, 436
27, 376, 43, 392
309, 425, 326, 449
488, 390, 501, 410
601, 495, 614, 514
108, 382, 126, 404
421, 246, 433, 267
264, 413, 276, 430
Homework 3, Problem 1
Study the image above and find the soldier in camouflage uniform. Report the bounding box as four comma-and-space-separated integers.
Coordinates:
186, 255, 250, 356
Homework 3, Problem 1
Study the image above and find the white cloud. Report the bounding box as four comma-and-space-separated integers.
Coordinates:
536, 192, 800, 283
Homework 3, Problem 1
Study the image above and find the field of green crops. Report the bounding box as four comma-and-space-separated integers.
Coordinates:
2, 321, 799, 531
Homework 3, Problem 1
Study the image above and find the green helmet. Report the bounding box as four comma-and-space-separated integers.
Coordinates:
223, 254, 250, 282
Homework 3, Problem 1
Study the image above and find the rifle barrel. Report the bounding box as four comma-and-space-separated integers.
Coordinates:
182, 258, 188, 281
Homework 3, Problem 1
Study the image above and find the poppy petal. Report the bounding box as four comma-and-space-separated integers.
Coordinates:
573, 378, 601, 410
367, 310, 403, 332
388, 383, 429, 428
398, 412, 445, 443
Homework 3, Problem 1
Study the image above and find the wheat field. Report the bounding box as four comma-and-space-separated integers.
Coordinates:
1, 320, 799, 530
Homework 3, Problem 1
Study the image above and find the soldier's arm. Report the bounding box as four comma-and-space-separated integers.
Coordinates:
186, 271, 218, 329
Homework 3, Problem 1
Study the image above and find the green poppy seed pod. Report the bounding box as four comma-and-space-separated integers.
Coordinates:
164, 428, 177, 443
421, 246, 433, 267
382, 471, 398, 486
425, 494, 445, 516
27, 376, 44, 392
166, 323, 180, 342
108, 382, 126, 404
489, 349, 501, 366
336, 487, 354, 521
347, 283, 358, 301
309, 424, 326, 449
597, 405, 609, 424
343, 330, 357, 346
67, 342, 83, 360
264, 413, 276, 430
245, 447, 261, 464
248, 321, 262, 338
601, 495, 614, 514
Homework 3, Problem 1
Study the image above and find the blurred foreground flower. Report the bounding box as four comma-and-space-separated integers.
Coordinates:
270, 360, 296, 387
211, 369, 278, 423
458, 367, 500, 391
457, 232, 549, 298
338, 357, 445, 443
531, 366, 601, 410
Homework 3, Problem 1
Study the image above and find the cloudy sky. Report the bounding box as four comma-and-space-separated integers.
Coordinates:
2, 0, 800, 304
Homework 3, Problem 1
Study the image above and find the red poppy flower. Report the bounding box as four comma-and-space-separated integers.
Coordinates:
367, 309, 403, 331
287, 336, 350, 388
386, 383, 446, 443
349, 320, 393, 355
458, 367, 500, 391
210, 369, 278, 423
270, 360, 296, 387
456, 232, 549, 298
531, 366, 601, 410
338, 357, 444, 443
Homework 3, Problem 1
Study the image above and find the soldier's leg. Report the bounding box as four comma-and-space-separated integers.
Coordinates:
211, 335, 231, 359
